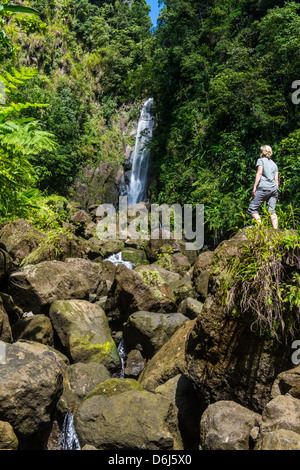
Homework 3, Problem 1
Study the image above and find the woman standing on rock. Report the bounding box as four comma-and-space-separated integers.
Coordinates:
248, 144, 279, 229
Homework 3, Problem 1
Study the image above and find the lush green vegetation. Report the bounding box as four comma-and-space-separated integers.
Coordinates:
146, 0, 300, 246
0, 0, 299, 246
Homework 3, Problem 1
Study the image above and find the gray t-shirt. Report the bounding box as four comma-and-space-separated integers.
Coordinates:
256, 157, 278, 189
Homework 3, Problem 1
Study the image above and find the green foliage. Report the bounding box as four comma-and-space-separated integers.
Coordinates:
145, 0, 300, 246
0, 66, 57, 220
225, 220, 300, 342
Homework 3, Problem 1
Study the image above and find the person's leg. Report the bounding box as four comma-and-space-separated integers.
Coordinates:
248, 189, 264, 222
270, 212, 278, 229
251, 213, 261, 223
267, 187, 279, 229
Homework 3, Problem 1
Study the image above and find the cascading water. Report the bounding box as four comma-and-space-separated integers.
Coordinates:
117, 338, 127, 379
103, 251, 134, 269
62, 410, 81, 450
126, 98, 155, 206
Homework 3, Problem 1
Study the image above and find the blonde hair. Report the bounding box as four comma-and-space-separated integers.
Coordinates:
260, 145, 273, 159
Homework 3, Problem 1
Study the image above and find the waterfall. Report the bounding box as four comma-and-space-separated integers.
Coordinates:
127, 98, 155, 206
62, 410, 81, 450
117, 338, 127, 379
103, 251, 134, 270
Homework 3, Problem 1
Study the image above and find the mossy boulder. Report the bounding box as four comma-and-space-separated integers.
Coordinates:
21, 231, 87, 266
185, 229, 296, 413
49, 299, 120, 371
74, 389, 183, 450
105, 264, 176, 329
0, 421, 18, 450
83, 377, 144, 400
121, 247, 148, 265
0, 218, 44, 264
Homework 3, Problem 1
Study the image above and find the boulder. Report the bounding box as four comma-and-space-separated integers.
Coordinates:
0, 421, 18, 450
155, 374, 202, 449
49, 299, 120, 371
260, 395, 300, 435
178, 297, 203, 319
0, 246, 14, 282
192, 250, 213, 301
200, 400, 261, 450
124, 349, 146, 378
105, 264, 176, 329
9, 258, 106, 315
256, 429, 300, 450
185, 229, 294, 413
0, 341, 64, 444
67, 362, 111, 402
138, 319, 197, 392
0, 218, 44, 264
71, 162, 124, 209
0, 297, 12, 342
271, 364, 300, 399
154, 252, 191, 276
11, 314, 54, 346
74, 389, 183, 450
123, 311, 189, 359
83, 378, 144, 400
20, 232, 87, 266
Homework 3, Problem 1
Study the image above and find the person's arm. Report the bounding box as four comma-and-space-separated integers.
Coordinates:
274, 171, 279, 188
252, 165, 263, 198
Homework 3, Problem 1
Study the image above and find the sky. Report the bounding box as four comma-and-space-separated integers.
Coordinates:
146, 0, 163, 26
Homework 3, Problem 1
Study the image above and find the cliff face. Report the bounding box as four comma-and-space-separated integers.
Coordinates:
186, 227, 300, 413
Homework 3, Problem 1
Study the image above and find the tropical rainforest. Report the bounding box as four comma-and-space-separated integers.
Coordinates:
0, 0, 299, 247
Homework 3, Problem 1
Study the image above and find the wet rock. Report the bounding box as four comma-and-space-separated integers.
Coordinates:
200, 400, 261, 450
124, 349, 146, 378
271, 364, 300, 399
75, 389, 183, 450
49, 299, 120, 371
123, 311, 189, 359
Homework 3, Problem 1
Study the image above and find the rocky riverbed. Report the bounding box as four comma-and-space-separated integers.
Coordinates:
0, 209, 300, 450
